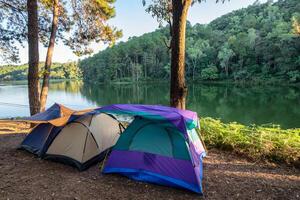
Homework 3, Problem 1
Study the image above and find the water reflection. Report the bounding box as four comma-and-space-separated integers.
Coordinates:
81, 82, 300, 128
187, 83, 300, 128
0, 80, 299, 128
81, 83, 170, 105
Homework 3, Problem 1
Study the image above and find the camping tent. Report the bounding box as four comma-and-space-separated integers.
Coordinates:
20, 103, 75, 156
98, 104, 206, 194
20, 103, 123, 170
19, 103, 206, 193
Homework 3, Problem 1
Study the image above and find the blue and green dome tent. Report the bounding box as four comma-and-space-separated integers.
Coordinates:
98, 104, 206, 194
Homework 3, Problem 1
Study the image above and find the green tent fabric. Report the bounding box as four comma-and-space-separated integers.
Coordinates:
113, 117, 191, 161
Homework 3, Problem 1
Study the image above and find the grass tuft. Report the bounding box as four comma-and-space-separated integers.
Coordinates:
200, 117, 300, 167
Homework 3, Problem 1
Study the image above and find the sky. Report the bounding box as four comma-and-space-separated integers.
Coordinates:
3, 0, 267, 65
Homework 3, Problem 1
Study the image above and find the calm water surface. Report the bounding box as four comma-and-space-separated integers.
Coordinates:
0, 81, 299, 128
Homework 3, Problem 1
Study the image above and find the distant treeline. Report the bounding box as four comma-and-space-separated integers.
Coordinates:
0, 62, 82, 81
79, 0, 300, 84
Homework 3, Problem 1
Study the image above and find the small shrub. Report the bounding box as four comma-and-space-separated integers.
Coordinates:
201, 66, 219, 80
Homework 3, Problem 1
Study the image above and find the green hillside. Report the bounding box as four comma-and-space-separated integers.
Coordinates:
79, 0, 300, 84
0, 62, 82, 81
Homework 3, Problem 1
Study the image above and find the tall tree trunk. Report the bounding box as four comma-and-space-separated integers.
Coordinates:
40, 0, 59, 112
170, 0, 191, 110
27, 0, 40, 115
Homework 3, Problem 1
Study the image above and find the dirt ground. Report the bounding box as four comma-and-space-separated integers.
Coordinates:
0, 133, 299, 200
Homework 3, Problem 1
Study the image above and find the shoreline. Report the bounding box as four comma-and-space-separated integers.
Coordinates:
1, 79, 300, 87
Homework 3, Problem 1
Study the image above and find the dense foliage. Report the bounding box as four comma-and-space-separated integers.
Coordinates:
0, 62, 81, 81
200, 117, 300, 167
80, 0, 300, 84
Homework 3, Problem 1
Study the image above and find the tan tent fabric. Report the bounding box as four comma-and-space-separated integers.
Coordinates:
82, 132, 99, 163
46, 113, 121, 165
74, 115, 93, 127
46, 122, 87, 162
89, 114, 122, 152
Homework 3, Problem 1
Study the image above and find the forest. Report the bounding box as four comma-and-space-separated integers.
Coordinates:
80, 0, 300, 84
0, 62, 81, 81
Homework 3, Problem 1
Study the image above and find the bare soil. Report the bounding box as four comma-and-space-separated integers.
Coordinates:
0, 133, 299, 200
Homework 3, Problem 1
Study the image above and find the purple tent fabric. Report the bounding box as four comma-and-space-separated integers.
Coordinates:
99, 104, 206, 194
105, 150, 198, 185
98, 104, 199, 135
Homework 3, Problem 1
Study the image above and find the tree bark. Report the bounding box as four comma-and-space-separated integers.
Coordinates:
170, 0, 191, 110
40, 0, 59, 112
27, 0, 40, 115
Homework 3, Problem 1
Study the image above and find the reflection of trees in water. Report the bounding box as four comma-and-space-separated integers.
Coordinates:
286, 88, 300, 100
79, 81, 299, 128
187, 84, 300, 128
80, 82, 169, 106
50, 81, 83, 93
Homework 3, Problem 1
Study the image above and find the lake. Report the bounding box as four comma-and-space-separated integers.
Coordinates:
0, 81, 299, 128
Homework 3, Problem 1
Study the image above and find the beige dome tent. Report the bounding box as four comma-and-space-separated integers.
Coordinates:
20, 104, 123, 171
44, 113, 123, 170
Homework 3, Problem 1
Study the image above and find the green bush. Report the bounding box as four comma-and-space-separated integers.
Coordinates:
201, 66, 219, 80
200, 117, 300, 166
